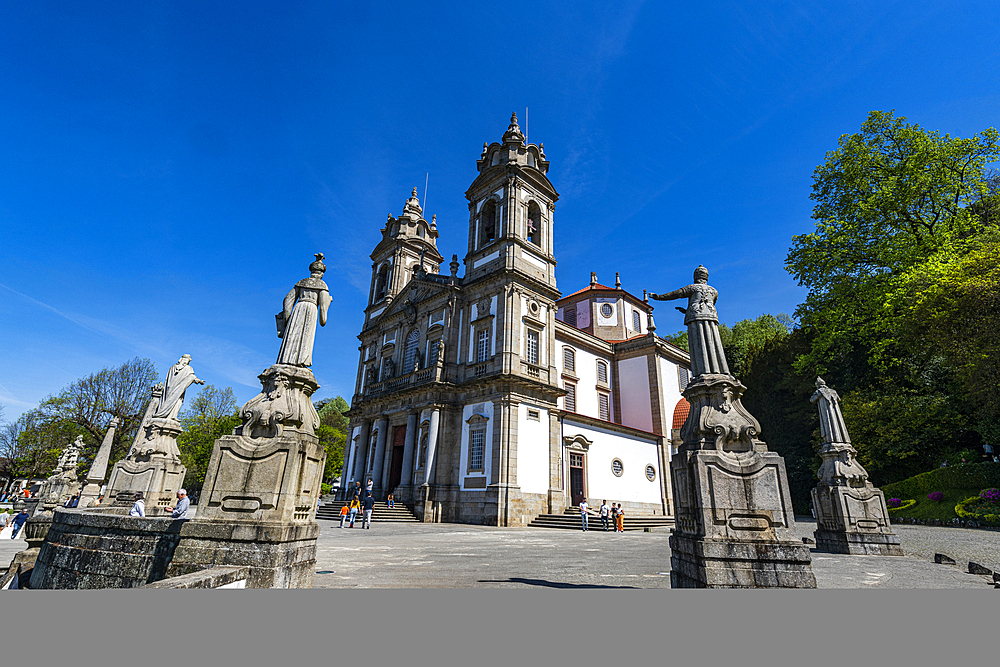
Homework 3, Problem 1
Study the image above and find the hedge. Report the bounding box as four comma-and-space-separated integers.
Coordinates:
954, 495, 1000, 526
882, 462, 1000, 500
887, 499, 916, 513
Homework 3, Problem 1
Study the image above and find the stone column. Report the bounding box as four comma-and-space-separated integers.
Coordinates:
78, 417, 119, 508
370, 417, 389, 489
424, 408, 441, 485
351, 420, 372, 490
399, 412, 418, 499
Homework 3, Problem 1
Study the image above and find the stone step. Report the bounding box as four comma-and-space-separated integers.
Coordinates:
316, 501, 420, 523
529, 512, 674, 531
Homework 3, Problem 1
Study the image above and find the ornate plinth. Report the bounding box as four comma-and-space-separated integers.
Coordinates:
669, 374, 816, 588
811, 443, 902, 556
166, 363, 326, 588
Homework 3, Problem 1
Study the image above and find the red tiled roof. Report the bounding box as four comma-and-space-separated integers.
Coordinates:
559, 283, 616, 300
672, 397, 691, 429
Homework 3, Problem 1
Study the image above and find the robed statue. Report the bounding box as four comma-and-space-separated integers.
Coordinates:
55, 435, 84, 473
811, 377, 851, 445
276, 253, 332, 367
151, 354, 206, 421
649, 265, 730, 378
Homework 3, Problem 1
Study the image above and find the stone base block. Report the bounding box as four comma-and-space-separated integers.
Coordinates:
29, 509, 184, 589
166, 520, 319, 589
670, 532, 817, 588
105, 457, 186, 516
814, 529, 904, 556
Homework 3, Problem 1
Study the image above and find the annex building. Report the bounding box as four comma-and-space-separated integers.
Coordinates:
338, 114, 691, 526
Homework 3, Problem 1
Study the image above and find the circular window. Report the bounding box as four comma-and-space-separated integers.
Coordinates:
529, 300, 540, 315
611, 458, 624, 477
646, 465, 656, 481
601, 303, 614, 318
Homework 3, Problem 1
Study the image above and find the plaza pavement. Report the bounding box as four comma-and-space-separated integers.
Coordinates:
2, 510, 996, 588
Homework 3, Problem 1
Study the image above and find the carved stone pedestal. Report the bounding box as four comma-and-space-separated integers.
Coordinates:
811, 444, 902, 556
166, 363, 326, 588
669, 374, 816, 588
106, 453, 186, 516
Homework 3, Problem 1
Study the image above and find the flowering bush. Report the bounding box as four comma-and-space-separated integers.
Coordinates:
980, 488, 999, 503
886, 498, 902, 508
956, 496, 1000, 525
887, 499, 916, 513
928, 491, 945, 502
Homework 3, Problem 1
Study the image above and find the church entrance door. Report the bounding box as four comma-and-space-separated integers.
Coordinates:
570, 452, 585, 506
387, 425, 407, 493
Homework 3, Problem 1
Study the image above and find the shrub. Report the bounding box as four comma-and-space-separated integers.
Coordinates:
955, 496, 1000, 525
882, 462, 1000, 500
320, 482, 332, 496
887, 498, 902, 508
928, 491, 945, 502
980, 488, 999, 503
887, 499, 916, 513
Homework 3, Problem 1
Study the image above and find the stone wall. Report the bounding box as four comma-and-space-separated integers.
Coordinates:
30, 509, 185, 589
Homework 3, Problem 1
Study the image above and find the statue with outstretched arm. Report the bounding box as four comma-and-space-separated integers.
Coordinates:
151, 355, 205, 420
648, 265, 730, 378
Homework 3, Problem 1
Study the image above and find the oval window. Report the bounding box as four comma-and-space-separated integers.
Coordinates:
611, 458, 624, 477
601, 303, 614, 318
646, 465, 656, 481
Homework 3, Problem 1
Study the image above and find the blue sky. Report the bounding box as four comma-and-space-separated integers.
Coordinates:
2, 1, 998, 419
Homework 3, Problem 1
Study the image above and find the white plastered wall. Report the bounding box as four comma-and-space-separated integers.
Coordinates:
554, 338, 610, 421
563, 420, 662, 504
658, 355, 685, 431
618, 356, 653, 432
516, 404, 550, 494
459, 401, 494, 490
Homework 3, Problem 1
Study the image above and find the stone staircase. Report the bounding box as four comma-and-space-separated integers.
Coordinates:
529, 507, 675, 532
316, 500, 420, 523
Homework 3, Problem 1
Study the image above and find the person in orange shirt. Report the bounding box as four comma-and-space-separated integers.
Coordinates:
339, 503, 350, 528
616, 503, 624, 532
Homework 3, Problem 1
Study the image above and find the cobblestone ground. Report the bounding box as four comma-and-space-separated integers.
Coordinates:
3, 511, 997, 588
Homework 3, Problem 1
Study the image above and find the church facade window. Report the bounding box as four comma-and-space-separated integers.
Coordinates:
476, 328, 490, 363
469, 427, 485, 472
480, 199, 498, 247
678, 366, 690, 391
526, 329, 539, 365
374, 263, 390, 301
563, 347, 575, 374
565, 306, 577, 328
565, 381, 576, 412
526, 201, 542, 246
402, 329, 420, 373
598, 392, 610, 421
632, 310, 641, 332
597, 360, 608, 385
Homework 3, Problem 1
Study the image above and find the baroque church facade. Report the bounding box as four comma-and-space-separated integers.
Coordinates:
339, 114, 691, 526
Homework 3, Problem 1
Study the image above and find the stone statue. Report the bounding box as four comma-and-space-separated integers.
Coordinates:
434, 341, 445, 365
811, 377, 850, 445
808, 377, 902, 555
276, 253, 332, 367
151, 355, 205, 420
55, 436, 83, 474
383, 357, 395, 380
648, 265, 730, 378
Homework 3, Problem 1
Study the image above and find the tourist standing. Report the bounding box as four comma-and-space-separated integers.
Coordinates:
349, 496, 361, 527
129, 492, 145, 517
167, 489, 190, 519
362, 491, 375, 529
599, 500, 610, 532
616, 504, 624, 532
366, 478, 373, 495
579, 498, 589, 531
339, 503, 349, 528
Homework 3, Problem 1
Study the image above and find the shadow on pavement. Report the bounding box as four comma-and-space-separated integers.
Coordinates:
478, 577, 638, 589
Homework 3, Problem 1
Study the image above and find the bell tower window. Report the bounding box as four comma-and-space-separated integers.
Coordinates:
526, 202, 541, 246
480, 200, 497, 248
374, 263, 390, 301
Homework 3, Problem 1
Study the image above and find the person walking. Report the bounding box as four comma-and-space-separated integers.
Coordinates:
11, 509, 29, 539
349, 496, 361, 527
339, 503, 350, 528
599, 500, 610, 532
579, 498, 589, 531
362, 491, 375, 529
129, 492, 146, 517
616, 503, 624, 532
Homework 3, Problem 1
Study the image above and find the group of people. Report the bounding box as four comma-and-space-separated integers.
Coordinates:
338, 479, 376, 529
128, 489, 190, 519
578, 499, 626, 532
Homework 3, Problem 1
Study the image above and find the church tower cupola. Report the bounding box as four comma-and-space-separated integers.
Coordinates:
465, 113, 558, 286
364, 187, 445, 328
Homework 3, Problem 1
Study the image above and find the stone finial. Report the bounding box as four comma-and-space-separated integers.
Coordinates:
482, 142, 488, 157
402, 187, 423, 217
615, 272, 621, 288
590, 272, 598, 286
450, 254, 459, 277
430, 214, 437, 231
643, 289, 648, 303
502, 111, 525, 144
647, 313, 656, 333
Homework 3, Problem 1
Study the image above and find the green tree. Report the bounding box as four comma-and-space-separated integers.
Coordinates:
725, 313, 793, 378
315, 396, 350, 483
176, 385, 239, 494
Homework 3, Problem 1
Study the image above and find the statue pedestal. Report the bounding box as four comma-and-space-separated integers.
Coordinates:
166, 364, 326, 588
105, 457, 186, 515
669, 375, 815, 588
811, 444, 902, 556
